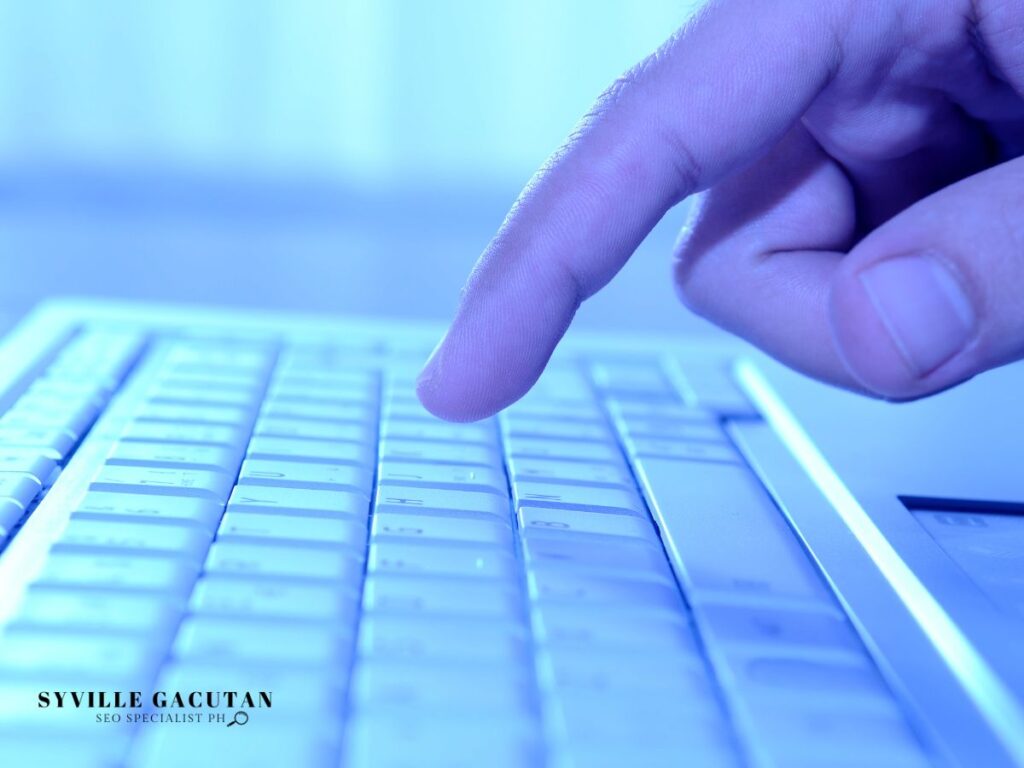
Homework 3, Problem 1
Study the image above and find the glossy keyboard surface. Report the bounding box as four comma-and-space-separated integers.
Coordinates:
0, 319, 936, 768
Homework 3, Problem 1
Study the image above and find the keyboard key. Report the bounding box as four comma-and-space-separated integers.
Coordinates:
535, 607, 698, 654
374, 486, 508, 519
135, 402, 252, 427
205, 541, 363, 582
718, 648, 888, 703
262, 400, 372, 423
0, 426, 75, 460
148, 384, 257, 407
543, 646, 708, 695
13, 587, 180, 635
190, 577, 358, 623
5, 396, 100, 436
174, 617, 351, 667
739, 700, 931, 768
373, 512, 512, 546
217, 511, 366, 549
634, 459, 834, 606
35, 552, 199, 594
697, 602, 862, 655
91, 465, 233, 502
675, 356, 757, 417
590, 362, 675, 397
227, 485, 369, 519
0, 472, 43, 507
368, 541, 516, 579
247, 436, 373, 466
254, 417, 371, 443
505, 400, 603, 422
133, 722, 339, 768
345, 712, 541, 768
75, 492, 223, 532
107, 441, 240, 472
55, 518, 211, 559
0, 735, 128, 767
238, 459, 372, 495
363, 575, 522, 619
121, 421, 243, 448
512, 482, 644, 515
379, 439, 496, 467
606, 399, 715, 422
351, 660, 532, 713
508, 456, 633, 489
0, 449, 57, 483
529, 569, 682, 612
505, 436, 622, 464
522, 534, 671, 579
359, 615, 527, 664
501, 417, 611, 442
377, 461, 508, 496
619, 418, 726, 443
159, 660, 342, 716
627, 437, 740, 464
0, 499, 23, 534
0, 629, 161, 682
519, 506, 658, 541
381, 419, 495, 445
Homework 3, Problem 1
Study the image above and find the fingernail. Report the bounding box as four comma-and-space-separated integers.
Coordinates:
859, 254, 976, 377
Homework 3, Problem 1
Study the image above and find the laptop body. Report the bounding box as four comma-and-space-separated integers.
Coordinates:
0, 297, 1018, 767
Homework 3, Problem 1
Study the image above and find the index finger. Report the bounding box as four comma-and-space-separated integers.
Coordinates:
417, 0, 845, 421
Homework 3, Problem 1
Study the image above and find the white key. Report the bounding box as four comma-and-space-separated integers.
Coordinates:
247, 436, 373, 466
205, 541, 363, 583
107, 441, 240, 472
238, 458, 372, 495
351, 660, 531, 713
381, 420, 495, 445
75, 492, 223, 532
377, 461, 507, 495
523, 534, 671, 578
518, 506, 657, 541
55, 518, 211, 560
0, 426, 74, 460
375, 486, 508, 519
36, 552, 199, 594
536, 607, 697, 654
380, 439, 496, 467
217, 511, 366, 549
363, 575, 522, 618
501, 417, 611, 442
121, 421, 243, 448
0, 630, 160, 682
373, 512, 511, 546
620, 418, 726, 443
529, 569, 682, 612
227, 485, 369, 519
254, 417, 371, 443
508, 456, 632, 489
505, 436, 621, 464
627, 437, 740, 464
369, 541, 516, 579
174, 617, 350, 667
359, 615, 527, 664
513, 482, 644, 515
191, 576, 358, 623
13, 587, 180, 635
135, 402, 252, 427
91, 465, 233, 502
262, 400, 371, 423
0, 472, 43, 508
0, 449, 57, 483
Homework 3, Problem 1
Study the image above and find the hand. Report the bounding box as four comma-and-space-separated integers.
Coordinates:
417, 0, 1024, 421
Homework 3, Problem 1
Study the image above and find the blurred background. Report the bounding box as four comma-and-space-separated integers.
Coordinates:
0, 0, 713, 335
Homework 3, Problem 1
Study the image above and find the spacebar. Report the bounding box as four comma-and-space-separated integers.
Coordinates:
632, 457, 835, 608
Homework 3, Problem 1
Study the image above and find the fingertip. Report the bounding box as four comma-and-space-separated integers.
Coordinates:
829, 254, 977, 400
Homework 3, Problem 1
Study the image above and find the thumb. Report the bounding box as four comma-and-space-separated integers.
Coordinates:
830, 156, 1024, 399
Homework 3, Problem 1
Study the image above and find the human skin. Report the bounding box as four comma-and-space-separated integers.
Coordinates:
417, 0, 1024, 421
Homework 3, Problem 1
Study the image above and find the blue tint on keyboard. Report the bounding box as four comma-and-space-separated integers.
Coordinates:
0, 328, 936, 768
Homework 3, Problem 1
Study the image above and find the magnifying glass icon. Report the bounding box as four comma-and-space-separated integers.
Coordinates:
227, 711, 249, 727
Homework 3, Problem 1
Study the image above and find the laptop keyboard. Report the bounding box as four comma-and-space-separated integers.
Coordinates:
0, 326, 935, 767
